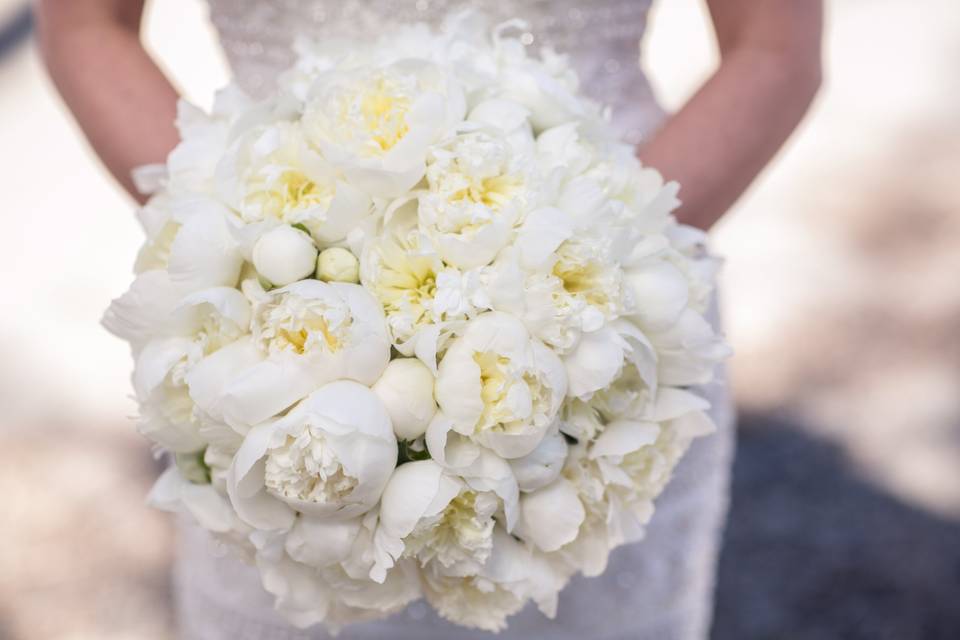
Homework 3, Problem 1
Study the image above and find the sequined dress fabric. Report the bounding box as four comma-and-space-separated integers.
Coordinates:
178, 2, 735, 638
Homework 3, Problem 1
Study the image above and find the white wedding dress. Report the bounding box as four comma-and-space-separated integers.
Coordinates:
175, 1, 736, 638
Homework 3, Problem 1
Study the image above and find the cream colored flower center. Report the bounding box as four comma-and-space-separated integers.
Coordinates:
451, 174, 523, 212
194, 312, 246, 358
425, 133, 526, 236
264, 426, 358, 504
472, 350, 542, 433
242, 168, 335, 223
370, 231, 439, 327
552, 240, 620, 310
324, 73, 412, 157
405, 489, 496, 571
255, 293, 352, 355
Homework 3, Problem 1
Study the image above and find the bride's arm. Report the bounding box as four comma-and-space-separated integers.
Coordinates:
36, 0, 180, 202
638, 0, 823, 230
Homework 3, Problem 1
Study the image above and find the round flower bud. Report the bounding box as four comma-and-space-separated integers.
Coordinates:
316, 247, 360, 283
252, 225, 318, 286
372, 358, 437, 440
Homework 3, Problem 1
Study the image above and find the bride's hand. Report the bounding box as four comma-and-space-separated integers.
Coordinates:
638, 0, 823, 230
37, 0, 179, 202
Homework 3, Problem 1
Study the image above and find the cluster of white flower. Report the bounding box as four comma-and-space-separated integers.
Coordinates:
107, 12, 730, 633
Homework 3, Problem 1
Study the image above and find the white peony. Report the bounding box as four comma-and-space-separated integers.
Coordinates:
216, 120, 371, 243
559, 389, 715, 576
374, 460, 493, 579
301, 59, 466, 197
228, 381, 398, 531
486, 205, 629, 354
491, 28, 599, 133
562, 319, 657, 402
187, 279, 390, 430
131, 287, 251, 451
254, 512, 421, 629
361, 201, 489, 369
416, 103, 538, 269
431, 312, 567, 459
420, 528, 545, 632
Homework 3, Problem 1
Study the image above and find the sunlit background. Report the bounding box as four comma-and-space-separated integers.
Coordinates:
2, 0, 958, 638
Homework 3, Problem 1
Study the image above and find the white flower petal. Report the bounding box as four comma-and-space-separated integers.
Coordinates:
517, 478, 584, 552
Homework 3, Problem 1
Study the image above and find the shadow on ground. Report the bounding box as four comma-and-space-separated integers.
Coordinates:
713, 413, 960, 640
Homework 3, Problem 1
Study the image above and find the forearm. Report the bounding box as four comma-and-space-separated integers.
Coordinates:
639, 1, 823, 230
37, 3, 179, 201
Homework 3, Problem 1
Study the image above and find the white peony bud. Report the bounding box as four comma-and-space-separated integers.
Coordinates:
316, 246, 360, 283
252, 225, 318, 286
372, 358, 437, 440
508, 430, 568, 492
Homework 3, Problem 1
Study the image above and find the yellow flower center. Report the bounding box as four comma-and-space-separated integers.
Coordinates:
553, 252, 612, 308
372, 232, 439, 325
405, 489, 496, 572
256, 294, 351, 356
264, 428, 358, 504
353, 77, 411, 155
243, 169, 335, 223
275, 317, 342, 355
472, 350, 535, 432
451, 174, 523, 211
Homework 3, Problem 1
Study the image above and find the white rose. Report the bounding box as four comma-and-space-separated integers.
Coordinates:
228, 381, 398, 531
316, 247, 360, 283
431, 311, 567, 459
253, 225, 319, 286
372, 358, 437, 440
301, 59, 466, 197
186, 280, 390, 430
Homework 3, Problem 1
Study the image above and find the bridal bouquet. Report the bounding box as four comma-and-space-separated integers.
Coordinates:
106, 12, 730, 633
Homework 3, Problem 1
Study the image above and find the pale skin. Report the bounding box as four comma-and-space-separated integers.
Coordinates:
36, 0, 822, 229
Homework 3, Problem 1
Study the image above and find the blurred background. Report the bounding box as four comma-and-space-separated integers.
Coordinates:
1, 0, 958, 638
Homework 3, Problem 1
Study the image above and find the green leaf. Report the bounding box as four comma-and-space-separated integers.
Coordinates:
175, 449, 212, 484
397, 439, 432, 465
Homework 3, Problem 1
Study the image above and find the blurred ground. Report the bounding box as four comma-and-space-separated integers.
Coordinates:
0, 1, 958, 639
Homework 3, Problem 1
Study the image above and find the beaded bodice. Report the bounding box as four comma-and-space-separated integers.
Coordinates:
206, 0, 662, 143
